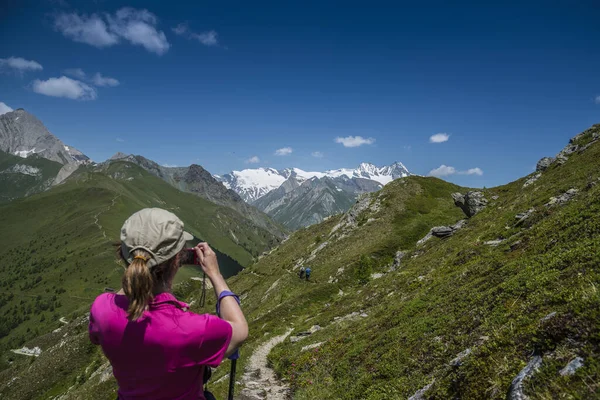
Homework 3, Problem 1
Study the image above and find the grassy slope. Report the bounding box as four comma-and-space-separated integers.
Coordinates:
2, 127, 599, 399
208, 126, 598, 399
0, 161, 279, 371
0, 150, 62, 203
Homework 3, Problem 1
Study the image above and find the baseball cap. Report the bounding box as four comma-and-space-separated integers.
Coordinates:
120, 208, 194, 268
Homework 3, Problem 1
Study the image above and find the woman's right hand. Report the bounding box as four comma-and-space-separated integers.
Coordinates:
194, 242, 221, 278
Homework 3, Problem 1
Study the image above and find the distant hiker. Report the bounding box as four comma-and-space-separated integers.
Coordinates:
305, 266, 312, 281
299, 266, 305, 279
89, 208, 248, 400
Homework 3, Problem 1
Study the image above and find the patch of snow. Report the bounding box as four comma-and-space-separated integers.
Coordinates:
14, 148, 38, 158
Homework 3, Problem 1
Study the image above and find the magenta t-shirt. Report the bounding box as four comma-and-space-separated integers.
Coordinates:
89, 292, 232, 400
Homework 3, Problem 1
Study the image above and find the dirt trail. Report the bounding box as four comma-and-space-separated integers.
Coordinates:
93, 195, 121, 239
240, 328, 293, 400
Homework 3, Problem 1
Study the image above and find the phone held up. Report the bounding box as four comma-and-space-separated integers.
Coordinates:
180, 248, 201, 265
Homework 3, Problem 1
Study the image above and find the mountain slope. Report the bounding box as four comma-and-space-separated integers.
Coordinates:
0, 150, 62, 203
107, 154, 287, 239
0, 109, 90, 165
0, 160, 281, 371
217, 124, 600, 399
253, 175, 364, 230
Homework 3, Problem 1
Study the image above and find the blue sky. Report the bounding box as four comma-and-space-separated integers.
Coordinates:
1, 0, 600, 187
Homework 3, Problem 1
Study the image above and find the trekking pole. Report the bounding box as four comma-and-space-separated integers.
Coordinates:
228, 351, 239, 400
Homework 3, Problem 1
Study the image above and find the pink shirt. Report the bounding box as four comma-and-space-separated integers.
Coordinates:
89, 293, 232, 400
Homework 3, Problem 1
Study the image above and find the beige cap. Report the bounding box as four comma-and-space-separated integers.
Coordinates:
120, 208, 194, 268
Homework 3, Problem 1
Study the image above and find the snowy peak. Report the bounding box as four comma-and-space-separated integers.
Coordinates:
217, 161, 411, 202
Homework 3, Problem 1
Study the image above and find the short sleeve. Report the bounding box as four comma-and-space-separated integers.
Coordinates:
194, 315, 233, 368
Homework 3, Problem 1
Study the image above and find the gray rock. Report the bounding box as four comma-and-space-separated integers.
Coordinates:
484, 239, 504, 246
408, 380, 435, 400
515, 208, 535, 225
451, 219, 467, 230
450, 348, 472, 367
491, 195, 499, 200
309, 325, 322, 334
507, 356, 542, 400
559, 143, 579, 156
417, 231, 433, 246
523, 173, 541, 188
559, 357, 584, 376
53, 163, 79, 186
546, 188, 578, 207
536, 157, 554, 172
555, 153, 569, 165
452, 191, 488, 218
431, 226, 454, 238
390, 251, 406, 270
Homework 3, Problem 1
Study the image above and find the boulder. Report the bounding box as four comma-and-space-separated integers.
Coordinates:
431, 226, 454, 238
390, 251, 406, 270
452, 191, 488, 218
484, 239, 504, 246
536, 157, 554, 172
408, 380, 435, 400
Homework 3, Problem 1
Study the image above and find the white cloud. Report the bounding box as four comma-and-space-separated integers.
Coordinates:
595, 95, 600, 105
429, 133, 450, 143
428, 165, 456, 177
0, 57, 43, 73
54, 13, 118, 47
429, 165, 483, 178
172, 23, 219, 46
275, 147, 293, 156
32, 76, 97, 100
459, 167, 484, 176
92, 73, 119, 87
64, 69, 120, 87
116, 138, 125, 142
54, 8, 170, 55
0, 102, 13, 115
311, 151, 324, 158
334, 136, 376, 147
246, 156, 260, 164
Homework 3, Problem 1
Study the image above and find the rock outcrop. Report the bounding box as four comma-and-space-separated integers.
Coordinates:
452, 191, 488, 218
559, 357, 584, 376
536, 157, 554, 172
507, 356, 542, 400
545, 188, 578, 207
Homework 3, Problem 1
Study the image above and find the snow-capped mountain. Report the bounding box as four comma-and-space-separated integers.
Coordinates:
216, 162, 410, 203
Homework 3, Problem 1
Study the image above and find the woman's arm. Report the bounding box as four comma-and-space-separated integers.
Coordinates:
195, 243, 248, 357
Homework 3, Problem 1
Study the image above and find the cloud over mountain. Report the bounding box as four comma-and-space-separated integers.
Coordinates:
429, 165, 483, 177
275, 147, 293, 156
32, 76, 97, 100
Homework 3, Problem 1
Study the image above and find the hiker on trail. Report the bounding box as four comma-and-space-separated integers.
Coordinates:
299, 266, 305, 279
89, 208, 248, 400
305, 266, 312, 281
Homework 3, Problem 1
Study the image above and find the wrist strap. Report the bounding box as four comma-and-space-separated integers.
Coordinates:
216, 290, 241, 361
216, 290, 240, 317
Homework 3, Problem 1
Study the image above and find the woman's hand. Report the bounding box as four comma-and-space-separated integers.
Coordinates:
194, 242, 221, 278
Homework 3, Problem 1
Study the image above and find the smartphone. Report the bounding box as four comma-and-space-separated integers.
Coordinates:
180, 248, 200, 265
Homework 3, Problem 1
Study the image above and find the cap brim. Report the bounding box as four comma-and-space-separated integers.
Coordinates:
183, 231, 194, 241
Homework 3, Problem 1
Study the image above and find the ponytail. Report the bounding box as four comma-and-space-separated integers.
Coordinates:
122, 249, 154, 321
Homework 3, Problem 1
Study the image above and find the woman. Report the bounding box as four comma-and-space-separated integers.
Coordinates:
89, 208, 248, 400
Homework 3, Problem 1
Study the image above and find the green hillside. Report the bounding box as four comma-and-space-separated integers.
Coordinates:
0, 161, 279, 365
1, 126, 599, 399
0, 150, 62, 203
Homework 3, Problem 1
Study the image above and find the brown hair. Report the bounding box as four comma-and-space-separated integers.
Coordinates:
121, 249, 180, 321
